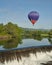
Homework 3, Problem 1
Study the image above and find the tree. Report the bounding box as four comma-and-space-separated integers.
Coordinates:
4, 22, 22, 43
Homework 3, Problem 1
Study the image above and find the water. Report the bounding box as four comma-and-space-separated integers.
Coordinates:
0, 37, 52, 65
2, 52, 52, 65
18, 38, 51, 48
0, 38, 52, 50
0, 46, 52, 65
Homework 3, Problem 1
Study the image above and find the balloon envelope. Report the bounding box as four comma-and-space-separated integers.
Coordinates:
28, 11, 39, 25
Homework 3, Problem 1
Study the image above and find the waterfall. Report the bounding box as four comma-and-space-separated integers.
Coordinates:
0, 46, 52, 65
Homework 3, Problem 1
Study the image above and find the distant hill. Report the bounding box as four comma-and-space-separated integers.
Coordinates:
20, 27, 51, 31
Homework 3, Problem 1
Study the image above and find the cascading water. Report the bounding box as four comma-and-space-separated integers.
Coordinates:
0, 46, 52, 65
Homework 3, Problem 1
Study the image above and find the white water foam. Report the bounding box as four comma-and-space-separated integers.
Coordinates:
0, 50, 52, 65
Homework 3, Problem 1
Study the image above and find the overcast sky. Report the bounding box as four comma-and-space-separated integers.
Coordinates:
0, 0, 52, 29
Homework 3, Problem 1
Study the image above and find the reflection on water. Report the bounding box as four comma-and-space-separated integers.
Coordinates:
0, 46, 52, 65
0, 38, 22, 50
0, 36, 52, 65
0, 36, 52, 50
18, 38, 51, 48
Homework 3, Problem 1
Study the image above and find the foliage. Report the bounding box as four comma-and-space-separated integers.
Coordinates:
0, 22, 22, 43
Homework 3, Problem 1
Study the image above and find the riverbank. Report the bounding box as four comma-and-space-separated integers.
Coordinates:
0, 22, 22, 41
41, 33, 52, 37
0, 35, 12, 40
0, 22, 52, 41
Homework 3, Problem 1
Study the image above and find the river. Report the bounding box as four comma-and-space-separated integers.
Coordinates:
0, 37, 52, 65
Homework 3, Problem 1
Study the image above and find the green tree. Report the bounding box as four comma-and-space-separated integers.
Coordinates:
4, 22, 22, 42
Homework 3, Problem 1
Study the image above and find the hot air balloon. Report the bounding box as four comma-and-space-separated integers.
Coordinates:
28, 11, 39, 25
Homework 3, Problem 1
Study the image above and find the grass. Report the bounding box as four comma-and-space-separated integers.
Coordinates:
41, 34, 49, 37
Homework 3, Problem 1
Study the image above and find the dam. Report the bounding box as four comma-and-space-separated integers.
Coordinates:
0, 45, 52, 65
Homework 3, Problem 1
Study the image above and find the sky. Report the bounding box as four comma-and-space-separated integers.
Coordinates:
0, 0, 52, 29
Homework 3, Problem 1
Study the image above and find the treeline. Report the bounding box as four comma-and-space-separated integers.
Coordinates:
22, 28, 52, 37
0, 22, 52, 40
0, 22, 22, 42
